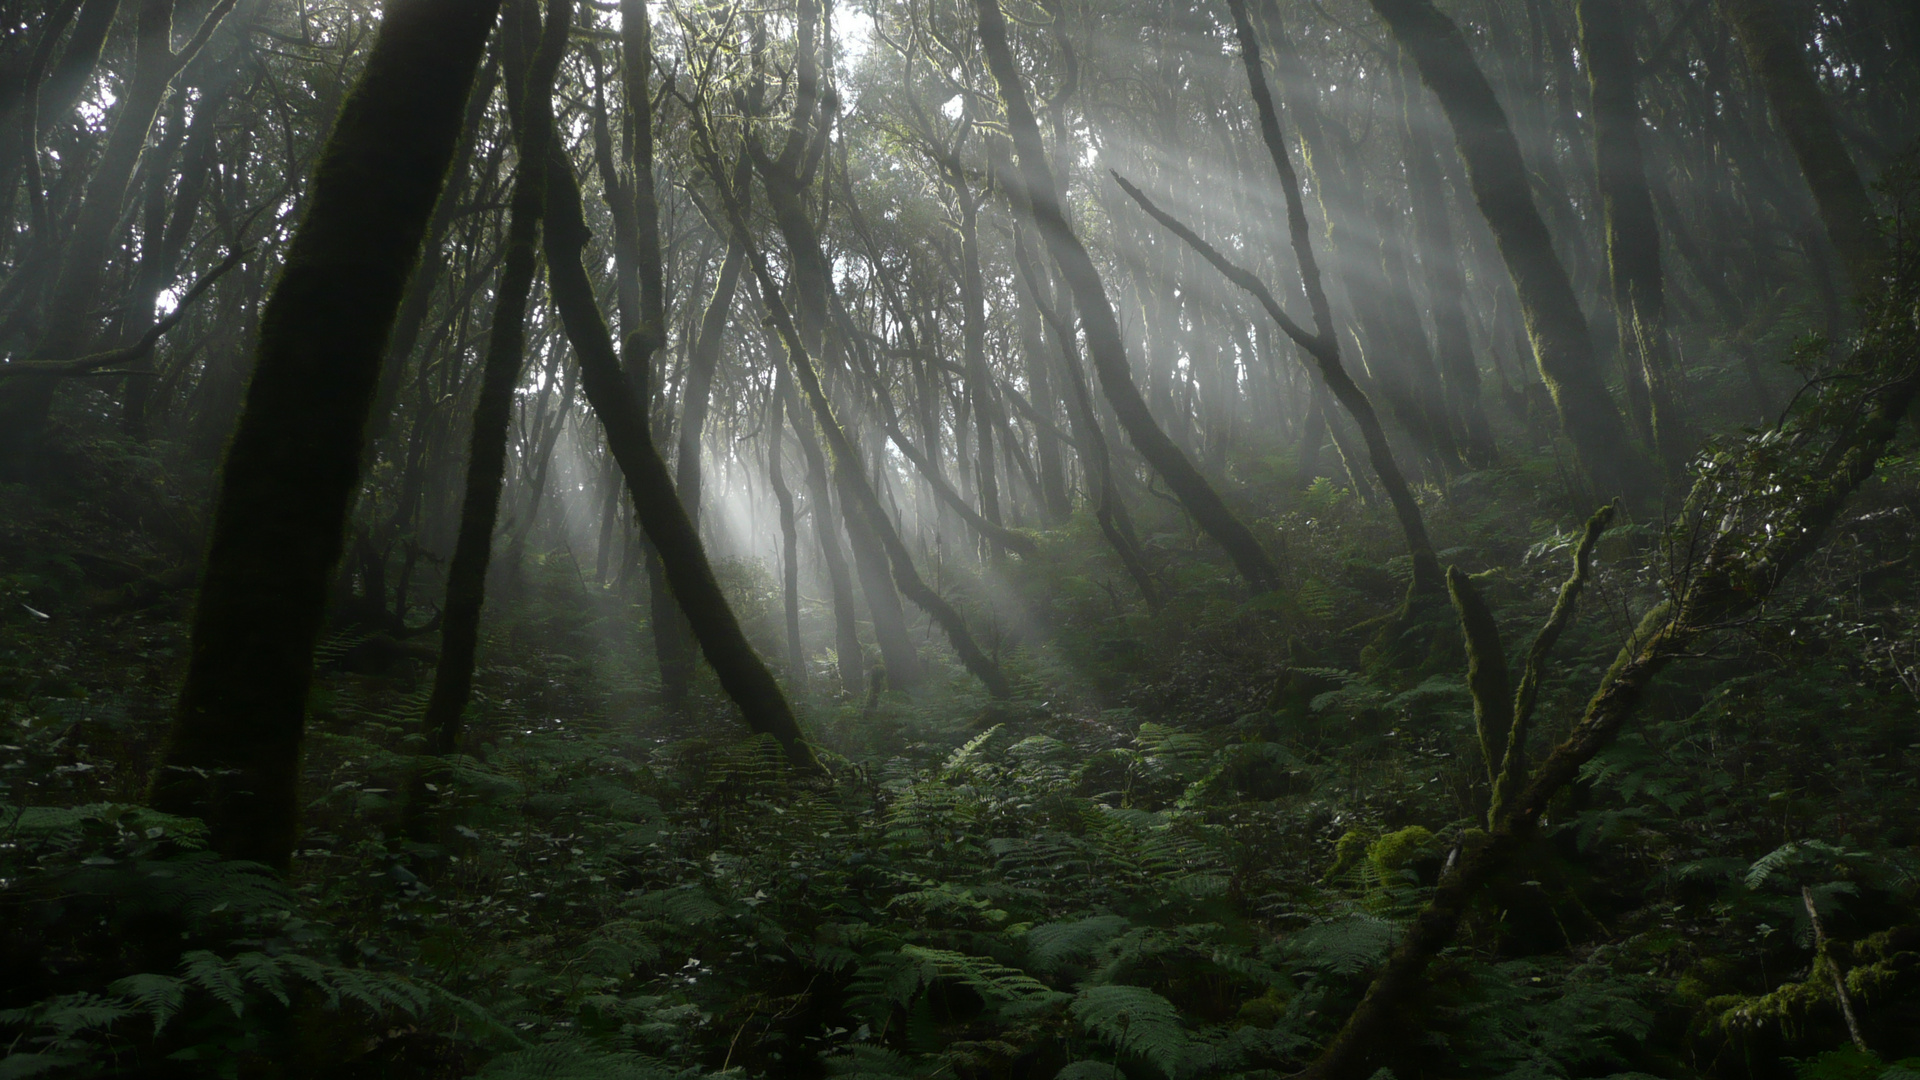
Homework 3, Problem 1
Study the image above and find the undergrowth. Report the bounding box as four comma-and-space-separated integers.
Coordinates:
3, 429, 1919, 1080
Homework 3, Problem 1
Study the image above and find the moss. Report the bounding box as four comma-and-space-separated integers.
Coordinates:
1703, 977, 1829, 1036
1235, 988, 1291, 1029
1325, 829, 1372, 881
1368, 826, 1440, 875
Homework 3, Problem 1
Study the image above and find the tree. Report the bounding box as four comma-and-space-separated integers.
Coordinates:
973, 0, 1281, 594
148, 0, 504, 868
1368, 0, 1657, 506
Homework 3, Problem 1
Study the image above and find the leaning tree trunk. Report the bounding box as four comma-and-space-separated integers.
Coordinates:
973, 0, 1279, 594
1366, 0, 1656, 506
956, 190, 1005, 547
541, 109, 818, 769
1014, 261, 1073, 524
118, 23, 253, 438
1299, 255, 1920, 1080
754, 168, 924, 689
0, 0, 117, 263
421, 0, 567, 757
148, 0, 503, 869
364, 58, 499, 463
1011, 227, 1162, 610
1716, 0, 1885, 295
729, 216, 1014, 701
781, 346, 867, 696
1209, 0, 1444, 598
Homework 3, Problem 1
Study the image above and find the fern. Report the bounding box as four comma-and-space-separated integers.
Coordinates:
822, 1044, 939, 1078
103, 973, 186, 1035
1028, 916, 1133, 970
473, 1041, 678, 1079
1071, 984, 1188, 1076
311, 629, 373, 669
942, 724, 1003, 778
1054, 1063, 1126, 1080
1287, 915, 1396, 976
897, 945, 1059, 1003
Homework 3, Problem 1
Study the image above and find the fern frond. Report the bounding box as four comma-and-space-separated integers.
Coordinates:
181, 950, 249, 1017
899, 945, 1057, 1002
473, 1041, 677, 1079
1027, 915, 1132, 971
104, 973, 186, 1036
1286, 915, 1395, 976
1071, 984, 1187, 1076
943, 725, 1003, 777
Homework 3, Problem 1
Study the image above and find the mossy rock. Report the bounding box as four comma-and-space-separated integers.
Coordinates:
1368, 826, 1440, 875
1324, 829, 1372, 881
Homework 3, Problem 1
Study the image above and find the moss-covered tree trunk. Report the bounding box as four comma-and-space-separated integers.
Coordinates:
973, 0, 1279, 594
1014, 259, 1072, 524
781, 347, 867, 696
1011, 228, 1161, 610
1581, 0, 1693, 476
148, 0, 503, 868
1716, 0, 1885, 295
677, 153, 752, 556
730, 212, 1014, 701
1366, 0, 1656, 505
1397, 51, 1497, 467
0, 0, 117, 266
747, 3, 923, 689
421, 0, 567, 756
364, 58, 499, 465
1202, 0, 1443, 598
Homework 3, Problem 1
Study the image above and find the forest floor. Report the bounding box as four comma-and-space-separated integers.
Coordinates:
4, 420, 1920, 1080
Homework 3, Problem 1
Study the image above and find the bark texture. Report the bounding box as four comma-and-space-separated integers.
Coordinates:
1367, 0, 1655, 504
149, 0, 503, 868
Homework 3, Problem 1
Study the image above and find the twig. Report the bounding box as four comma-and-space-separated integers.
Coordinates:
1803, 885, 1871, 1053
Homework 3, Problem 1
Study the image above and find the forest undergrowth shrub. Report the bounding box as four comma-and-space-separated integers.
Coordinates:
5, 370, 1920, 1079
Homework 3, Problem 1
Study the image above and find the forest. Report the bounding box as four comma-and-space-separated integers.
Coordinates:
0, 0, 1915, 1075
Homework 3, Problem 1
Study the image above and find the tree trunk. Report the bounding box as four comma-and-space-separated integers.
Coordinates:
781, 344, 866, 696
0, 0, 236, 475
973, 0, 1279, 594
769, 373, 807, 687
747, 22, 923, 688
1581, 0, 1693, 476
1011, 227, 1160, 610
1716, 0, 1885, 294
365, 58, 499, 463
148, 0, 503, 869
0, 0, 115, 248
421, 0, 565, 757
1209, 0, 1443, 597
956, 192, 1004, 548
543, 136, 817, 771
1015, 259, 1072, 523
1366, 0, 1655, 505
730, 215, 1012, 701
1300, 292, 1919, 1080
1398, 50, 1497, 466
